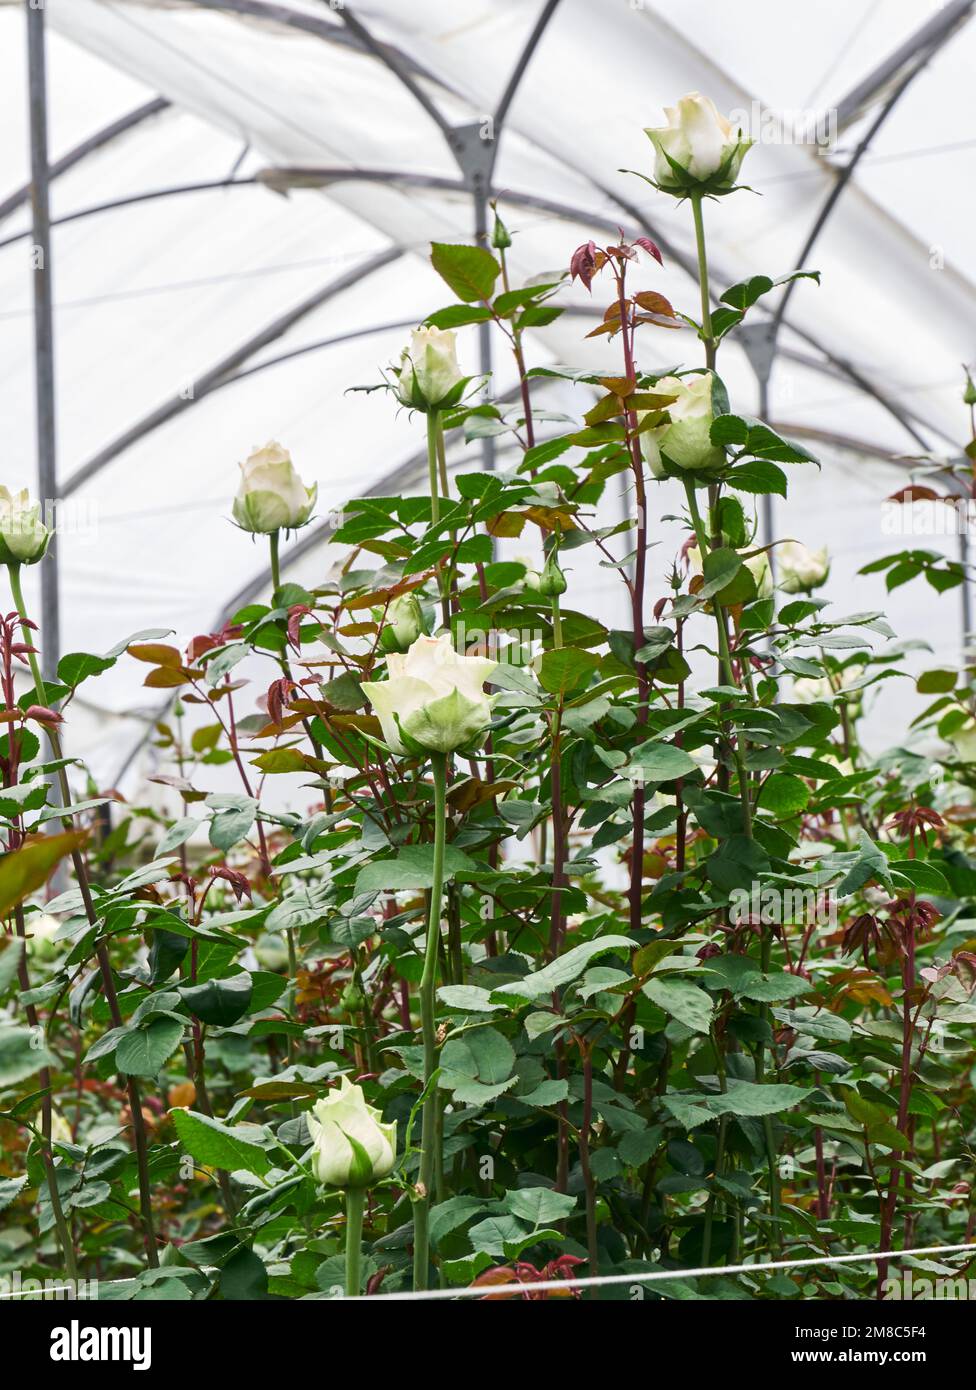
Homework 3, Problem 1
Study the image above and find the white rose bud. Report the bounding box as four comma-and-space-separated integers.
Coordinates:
0, 487, 53, 565
640, 373, 725, 478
395, 327, 464, 411
307, 1077, 397, 1189
777, 541, 830, 594
232, 442, 316, 534
361, 633, 495, 756
379, 592, 425, 653
644, 93, 752, 195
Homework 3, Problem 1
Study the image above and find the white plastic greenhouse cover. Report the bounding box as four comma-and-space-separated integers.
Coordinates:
0, 0, 974, 805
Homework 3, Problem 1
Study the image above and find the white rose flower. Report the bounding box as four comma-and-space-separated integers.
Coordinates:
232, 442, 316, 534
0, 487, 52, 565
361, 634, 495, 756
640, 374, 725, 477
307, 1077, 397, 1189
777, 541, 830, 594
644, 93, 752, 194
395, 327, 464, 411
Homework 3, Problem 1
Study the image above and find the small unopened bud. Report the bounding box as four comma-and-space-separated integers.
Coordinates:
491, 207, 512, 250
379, 592, 424, 653
24, 704, 62, 726
340, 983, 364, 1013
538, 554, 567, 597
964, 370, 976, 406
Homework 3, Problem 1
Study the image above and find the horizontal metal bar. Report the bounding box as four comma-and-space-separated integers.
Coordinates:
0, 178, 257, 252
61, 246, 403, 496
0, 96, 170, 227
834, 0, 975, 132
219, 377, 533, 617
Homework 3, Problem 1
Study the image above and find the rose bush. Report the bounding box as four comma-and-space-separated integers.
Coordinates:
1, 94, 975, 1307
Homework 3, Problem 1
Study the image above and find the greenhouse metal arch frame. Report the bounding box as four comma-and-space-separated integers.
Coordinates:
14, 0, 976, 731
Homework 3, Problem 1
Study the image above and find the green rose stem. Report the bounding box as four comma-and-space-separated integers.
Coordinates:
685, 203, 781, 1252
690, 194, 716, 371
701, 1029, 729, 1267
268, 528, 329, 772
548, 587, 572, 1190
184, 917, 238, 1218
426, 412, 452, 630
7, 562, 159, 1268
267, 528, 329, 1041
547, 588, 565, 957
1, 660, 77, 1276
613, 257, 650, 965
605, 258, 651, 1086
684, 479, 781, 1252
682, 483, 751, 830
577, 1040, 600, 1292
412, 748, 448, 1291
492, 208, 537, 456
433, 412, 451, 503
345, 1186, 366, 1297
425, 411, 441, 528
12, 904, 78, 1279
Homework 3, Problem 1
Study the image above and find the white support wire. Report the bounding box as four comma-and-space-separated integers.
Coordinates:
2, 1241, 971, 1301
363, 1242, 976, 1302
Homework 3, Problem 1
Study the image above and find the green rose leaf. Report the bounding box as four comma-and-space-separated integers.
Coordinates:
179, 972, 254, 1028
116, 1016, 185, 1076
171, 1109, 272, 1176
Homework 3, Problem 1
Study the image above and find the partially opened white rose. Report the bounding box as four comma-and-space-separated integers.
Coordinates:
395, 327, 464, 411
232, 442, 316, 534
361, 634, 495, 756
640, 374, 725, 477
645, 93, 752, 194
307, 1077, 397, 1189
0, 486, 52, 565
777, 541, 830, 594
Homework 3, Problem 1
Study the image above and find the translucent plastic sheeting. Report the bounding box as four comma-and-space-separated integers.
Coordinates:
0, 0, 971, 802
